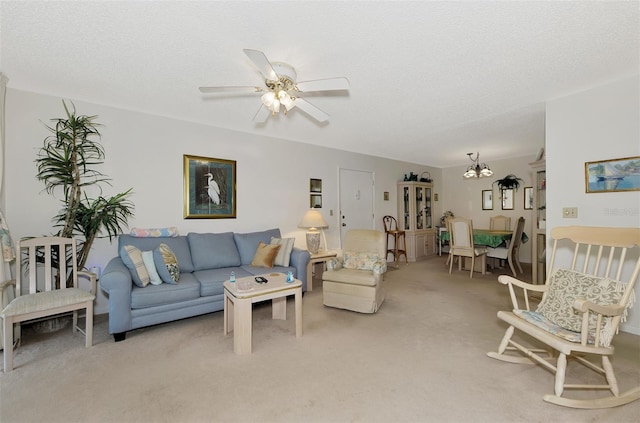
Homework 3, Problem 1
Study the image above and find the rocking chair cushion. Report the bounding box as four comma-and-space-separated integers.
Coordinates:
537, 268, 623, 335
515, 309, 583, 343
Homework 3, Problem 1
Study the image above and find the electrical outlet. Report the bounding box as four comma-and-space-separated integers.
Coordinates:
562, 207, 578, 218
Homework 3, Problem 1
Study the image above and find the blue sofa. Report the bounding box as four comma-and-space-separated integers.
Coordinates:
99, 228, 310, 341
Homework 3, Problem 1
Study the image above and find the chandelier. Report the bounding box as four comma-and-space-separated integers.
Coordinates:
463, 152, 493, 178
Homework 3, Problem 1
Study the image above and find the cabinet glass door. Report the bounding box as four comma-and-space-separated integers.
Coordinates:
536, 170, 546, 229
403, 186, 410, 230
415, 187, 423, 229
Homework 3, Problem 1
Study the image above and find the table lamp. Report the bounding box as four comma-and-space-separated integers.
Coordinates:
298, 209, 328, 254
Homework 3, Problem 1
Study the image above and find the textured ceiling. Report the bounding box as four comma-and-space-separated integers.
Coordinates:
1, 1, 638, 167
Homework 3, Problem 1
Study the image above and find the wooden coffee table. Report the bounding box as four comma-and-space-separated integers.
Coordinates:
223, 272, 302, 354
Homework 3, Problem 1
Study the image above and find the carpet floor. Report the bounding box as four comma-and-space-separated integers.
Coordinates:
1, 256, 639, 422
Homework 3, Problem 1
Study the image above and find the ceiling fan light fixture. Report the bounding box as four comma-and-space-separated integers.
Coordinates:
199, 49, 349, 123
463, 152, 493, 178
278, 91, 295, 111
261, 91, 281, 113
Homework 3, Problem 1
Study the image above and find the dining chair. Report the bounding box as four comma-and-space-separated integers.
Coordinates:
448, 217, 487, 278
1, 237, 96, 372
487, 216, 525, 277
382, 215, 407, 267
444, 217, 454, 266
490, 215, 511, 231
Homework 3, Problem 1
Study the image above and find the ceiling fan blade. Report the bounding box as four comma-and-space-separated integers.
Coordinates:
199, 86, 261, 94
292, 98, 330, 123
296, 77, 350, 92
243, 49, 278, 81
253, 104, 271, 123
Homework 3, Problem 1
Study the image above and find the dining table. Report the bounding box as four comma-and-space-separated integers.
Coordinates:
438, 228, 528, 255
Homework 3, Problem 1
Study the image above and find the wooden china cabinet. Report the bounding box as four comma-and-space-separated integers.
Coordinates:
397, 181, 436, 261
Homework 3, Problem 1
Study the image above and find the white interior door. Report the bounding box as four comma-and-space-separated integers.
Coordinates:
339, 168, 374, 247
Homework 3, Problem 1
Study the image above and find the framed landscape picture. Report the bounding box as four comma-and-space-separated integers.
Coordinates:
585, 156, 640, 193
184, 154, 236, 218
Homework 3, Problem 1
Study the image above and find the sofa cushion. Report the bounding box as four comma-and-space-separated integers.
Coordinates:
234, 228, 281, 265
194, 267, 252, 297
322, 268, 378, 286
271, 237, 295, 267
120, 245, 150, 287
131, 273, 200, 309
118, 235, 194, 272
187, 232, 241, 270
250, 241, 281, 268
154, 243, 180, 284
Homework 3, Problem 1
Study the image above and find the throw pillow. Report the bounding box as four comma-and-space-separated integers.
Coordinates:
270, 237, 295, 267
584, 277, 628, 346
250, 241, 281, 268
343, 251, 380, 270
536, 268, 622, 335
120, 245, 150, 288
153, 243, 180, 284
142, 250, 163, 285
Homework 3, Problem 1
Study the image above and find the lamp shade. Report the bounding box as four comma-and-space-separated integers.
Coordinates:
298, 210, 328, 230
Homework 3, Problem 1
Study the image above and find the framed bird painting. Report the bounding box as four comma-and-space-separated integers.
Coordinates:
184, 154, 236, 218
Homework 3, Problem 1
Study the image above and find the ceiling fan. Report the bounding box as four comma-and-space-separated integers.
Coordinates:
199, 49, 349, 123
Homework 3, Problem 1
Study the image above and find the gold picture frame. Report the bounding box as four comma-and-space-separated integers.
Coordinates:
183, 154, 236, 219
585, 156, 640, 193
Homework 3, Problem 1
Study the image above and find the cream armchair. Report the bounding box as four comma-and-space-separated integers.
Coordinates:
322, 229, 387, 313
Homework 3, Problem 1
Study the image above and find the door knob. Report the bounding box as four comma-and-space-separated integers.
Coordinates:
342, 223, 346, 227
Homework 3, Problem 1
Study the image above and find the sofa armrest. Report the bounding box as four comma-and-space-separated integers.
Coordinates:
99, 257, 134, 334
289, 247, 311, 291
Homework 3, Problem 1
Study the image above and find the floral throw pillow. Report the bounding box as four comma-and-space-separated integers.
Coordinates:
343, 251, 380, 270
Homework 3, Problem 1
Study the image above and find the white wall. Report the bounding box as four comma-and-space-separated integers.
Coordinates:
546, 75, 640, 334
440, 155, 541, 264
4, 88, 440, 313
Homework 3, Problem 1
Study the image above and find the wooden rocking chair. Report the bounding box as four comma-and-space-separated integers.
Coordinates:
487, 226, 640, 409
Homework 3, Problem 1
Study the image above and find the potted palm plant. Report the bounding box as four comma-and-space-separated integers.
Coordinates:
35, 101, 134, 288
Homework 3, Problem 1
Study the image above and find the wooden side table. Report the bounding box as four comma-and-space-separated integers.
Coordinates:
223, 273, 302, 355
306, 250, 338, 291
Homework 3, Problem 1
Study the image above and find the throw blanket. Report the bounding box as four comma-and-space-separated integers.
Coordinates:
130, 227, 179, 238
